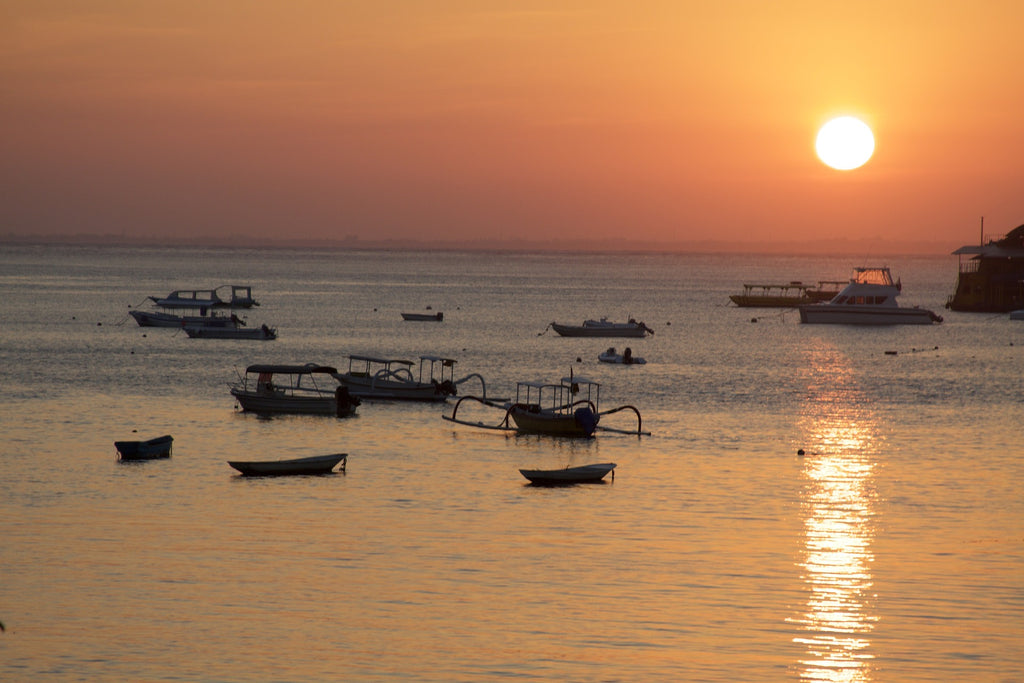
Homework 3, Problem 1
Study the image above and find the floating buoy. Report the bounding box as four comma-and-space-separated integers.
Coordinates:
797, 449, 805, 456
751, 318, 758, 323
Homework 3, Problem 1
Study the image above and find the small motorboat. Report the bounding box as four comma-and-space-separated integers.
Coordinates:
548, 317, 654, 338
227, 453, 347, 476
598, 347, 646, 364
519, 462, 617, 485
186, 324, 277, 340
115, 434, 173, 460
401, 311, 443, 321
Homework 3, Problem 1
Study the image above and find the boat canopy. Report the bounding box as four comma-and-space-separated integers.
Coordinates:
348, 355, 413, 366
244, 363, 338, 375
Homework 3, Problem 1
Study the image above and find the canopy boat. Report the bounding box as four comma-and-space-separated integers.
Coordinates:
549, 317, 654, 338
598, 347, 646, 364
729, 282, 814, 307
443, 374, 647, 438
228, 453, 347, 476
520, 462, 617, 485
729, 281, 845, 307
187, 324, 277, 340
129, 309, 243, 328
799, 267, 943, 325
334, 355, 494, 402
401, 311, 443, 321
230, 364, 359, 416
150, 285, 259, 309
115, 434, 173, 460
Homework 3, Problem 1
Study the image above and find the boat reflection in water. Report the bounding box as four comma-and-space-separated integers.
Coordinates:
790, 343, 880, 682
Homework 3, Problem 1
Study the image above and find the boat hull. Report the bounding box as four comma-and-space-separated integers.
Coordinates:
187, 326, 276, 339
230, 389, 346, 415
519, 462, 616, 485
337, 376, 450, 401
799, 305, 939, 325
228, 453, 347, 476
130, 310, 239, 328
729, 295, 809, 308
401, 312, 443, 321
115, 435, 173, 460
551, 323, 648, 338
508, 406, 598, 437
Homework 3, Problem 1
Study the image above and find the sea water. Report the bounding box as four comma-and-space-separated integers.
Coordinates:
0, 245, 1021, 682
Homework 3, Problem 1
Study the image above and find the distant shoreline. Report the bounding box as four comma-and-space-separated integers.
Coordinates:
0, 233, 955, 257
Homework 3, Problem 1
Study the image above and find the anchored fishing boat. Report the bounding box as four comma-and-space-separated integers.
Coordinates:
230, 364, 358, 416
186, 324, 277, 340
228, 453, 347, 477
443, 374, 647, 437
333, 355, 494, 402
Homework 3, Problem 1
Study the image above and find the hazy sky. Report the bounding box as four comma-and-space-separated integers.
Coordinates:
2, 1, 1022, 251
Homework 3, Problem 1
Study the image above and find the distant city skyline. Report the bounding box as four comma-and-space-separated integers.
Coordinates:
2, 2, 1021, 251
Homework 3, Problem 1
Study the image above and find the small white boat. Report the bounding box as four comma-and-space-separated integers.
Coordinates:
115, 434, 173, 460
187, 324, 277, 340
228, 453, 347, 476
519, 462, 617, 485
150, 285, 259, 309
230, 364, 358, 416
799, 267, 943, 325
401, 311, 443, 321
549, 317, 654, 338
598, 347, 646, 364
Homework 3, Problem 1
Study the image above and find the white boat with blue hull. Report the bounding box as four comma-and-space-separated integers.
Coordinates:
799, 267, 943, 325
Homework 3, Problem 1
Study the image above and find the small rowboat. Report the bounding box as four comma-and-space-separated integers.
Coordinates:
519, 462, 616, 485
401, 311, 443, 321
115, 434, 173, 460
227, 453, 347, 477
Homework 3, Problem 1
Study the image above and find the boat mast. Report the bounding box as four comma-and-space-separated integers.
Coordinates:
980, 216, 984, 246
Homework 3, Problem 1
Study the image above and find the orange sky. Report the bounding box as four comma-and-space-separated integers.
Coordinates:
2, 1, 1022, 252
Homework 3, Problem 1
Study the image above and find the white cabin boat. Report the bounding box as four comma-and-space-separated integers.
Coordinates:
230, 364, 358, 416
150, 285, 259, 309
798, 267, 943, 325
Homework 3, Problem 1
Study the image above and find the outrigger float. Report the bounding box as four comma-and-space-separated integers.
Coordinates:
442, 374, 648, 437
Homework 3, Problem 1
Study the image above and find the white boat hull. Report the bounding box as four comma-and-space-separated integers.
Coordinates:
799, 305, 939, 325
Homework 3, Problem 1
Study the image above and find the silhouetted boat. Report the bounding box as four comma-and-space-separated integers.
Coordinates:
519, 462, 616, 485
115, 434, 173, 460
228, 453, 347, 476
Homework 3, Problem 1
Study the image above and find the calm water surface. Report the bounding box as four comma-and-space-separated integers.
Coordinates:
1, 246, 1021, 681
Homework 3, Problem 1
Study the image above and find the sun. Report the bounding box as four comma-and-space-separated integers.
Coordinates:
816, 116, 875, 170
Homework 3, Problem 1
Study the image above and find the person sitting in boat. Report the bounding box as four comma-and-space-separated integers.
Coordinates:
335, 385, 359, 416
623, 347, 633, 364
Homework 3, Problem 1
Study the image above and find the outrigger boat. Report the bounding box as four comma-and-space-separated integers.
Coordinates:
333, 355, 494, 402
230, 364, 359, 416
443, 374, 647, 437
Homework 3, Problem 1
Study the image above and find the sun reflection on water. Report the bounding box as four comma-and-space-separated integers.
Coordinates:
791, 342, 879, 682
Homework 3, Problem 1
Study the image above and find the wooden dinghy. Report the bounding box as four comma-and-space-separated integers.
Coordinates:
227, 453, 347, 477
